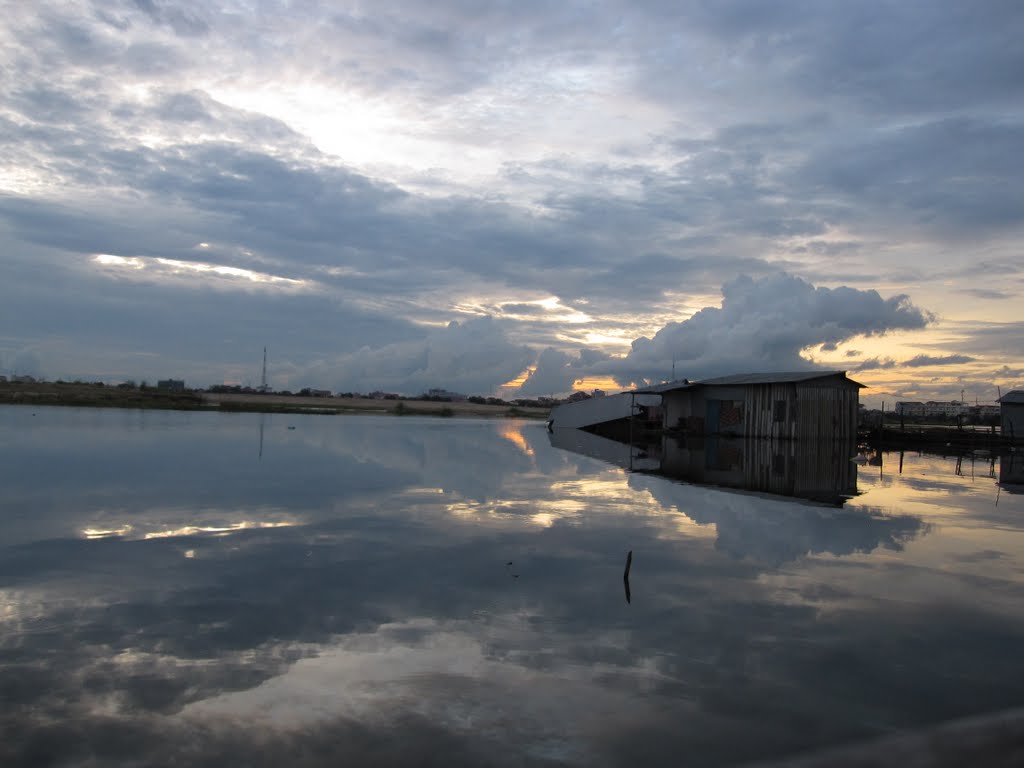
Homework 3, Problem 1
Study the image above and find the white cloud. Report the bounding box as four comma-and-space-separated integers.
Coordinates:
306, 316, 534, 395
610, 273, 932, 386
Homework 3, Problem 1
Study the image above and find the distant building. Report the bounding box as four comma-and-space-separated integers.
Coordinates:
1000, 390, 1024, 442
12, 375, 37, 384
895, 400, 970, 419
971, 404, 1000, 420
895, 401, 926, 417
157, 379, 186, 391
426, 388, 466, 401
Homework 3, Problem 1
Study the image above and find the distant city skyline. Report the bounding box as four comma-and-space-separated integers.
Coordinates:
2, 2, 1022, 407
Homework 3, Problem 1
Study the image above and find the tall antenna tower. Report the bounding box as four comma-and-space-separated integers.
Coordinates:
259, 347, 268, 392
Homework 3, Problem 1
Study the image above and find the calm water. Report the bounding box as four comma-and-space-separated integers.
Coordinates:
2, 405, 1024, 767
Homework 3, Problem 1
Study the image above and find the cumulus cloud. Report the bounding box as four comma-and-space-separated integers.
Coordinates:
305, 316, 533, 395
610, 274, 932, 386
516, 347, 611, 397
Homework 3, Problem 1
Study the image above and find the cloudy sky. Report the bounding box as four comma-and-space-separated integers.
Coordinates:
2, 0, 1021, 404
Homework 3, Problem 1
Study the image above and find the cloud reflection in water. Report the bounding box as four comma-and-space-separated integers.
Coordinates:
1, 407, 1024, 766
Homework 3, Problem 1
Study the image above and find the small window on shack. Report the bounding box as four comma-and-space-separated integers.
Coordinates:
773, 400, 787, 422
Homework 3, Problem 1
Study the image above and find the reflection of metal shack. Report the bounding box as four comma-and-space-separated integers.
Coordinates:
550, 430, 858, 506
1000, 451, 1024, 492
637, 371, 863, 441
658, 436, 858, 505
999, 390, 1024, 443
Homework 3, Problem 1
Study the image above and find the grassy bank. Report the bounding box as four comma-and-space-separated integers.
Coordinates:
207, 392, 549, 419
0, 381, 204, 410
1, 382, 550, 420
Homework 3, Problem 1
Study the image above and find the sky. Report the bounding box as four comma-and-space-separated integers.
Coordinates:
1, 0, 1022, 406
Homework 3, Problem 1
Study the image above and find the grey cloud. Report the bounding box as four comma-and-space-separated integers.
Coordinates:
304, 316, 534, 395
132, 0, 210, 37
852, 354, 977, 373
517, 347, 612, 397
959, 288, 1015, 300
637, 1, 1024, 117
932, 322, 1024, 360
498, 303, 547, 316
852, 358, 897, 372
904, 354, 976, 368
517, 348, 573, 397
795, 119, 1024, 237
609, 273, 931, 386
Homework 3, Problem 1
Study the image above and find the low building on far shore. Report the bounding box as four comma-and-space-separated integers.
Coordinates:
1000, 390, 1024, 442
157, 379, 186, 391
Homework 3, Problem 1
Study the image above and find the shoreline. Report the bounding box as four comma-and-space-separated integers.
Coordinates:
0, 382, 551, 420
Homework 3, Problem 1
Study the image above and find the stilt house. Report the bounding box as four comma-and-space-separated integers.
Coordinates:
635, 371, 863, 440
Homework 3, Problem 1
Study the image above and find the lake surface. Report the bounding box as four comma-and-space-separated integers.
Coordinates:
2, 405, 1024, 767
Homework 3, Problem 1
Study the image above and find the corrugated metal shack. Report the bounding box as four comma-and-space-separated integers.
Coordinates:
636, 371, 863, 441
1000, 390, 1024, 443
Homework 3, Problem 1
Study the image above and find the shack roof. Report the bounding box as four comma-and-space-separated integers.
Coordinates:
1000, 390, 1024, 404
635, 370, 864, 395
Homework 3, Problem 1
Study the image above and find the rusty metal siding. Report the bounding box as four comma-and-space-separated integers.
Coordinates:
661, 376, 860, 439
741, 380, 858, 440
743, 382, 798, 439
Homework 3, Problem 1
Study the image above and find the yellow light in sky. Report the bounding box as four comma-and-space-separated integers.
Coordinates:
572, 376, 622, 393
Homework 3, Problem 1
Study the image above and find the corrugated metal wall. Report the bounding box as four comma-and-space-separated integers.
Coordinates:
662, 377, 860, 440
1002, 404, 1024, 443
741, 380, 859, 440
